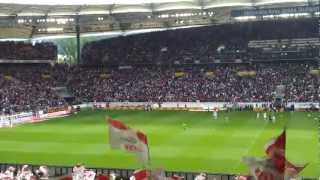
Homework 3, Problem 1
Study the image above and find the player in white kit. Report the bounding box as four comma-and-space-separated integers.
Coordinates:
212, 108, 218, 120
263, 112, 267, 120
256, 112, 260, 119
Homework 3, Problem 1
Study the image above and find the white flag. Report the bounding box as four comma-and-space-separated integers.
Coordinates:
108, 118, 150, 164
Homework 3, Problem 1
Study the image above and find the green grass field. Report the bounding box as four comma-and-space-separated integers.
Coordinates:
0, 110, 318, 177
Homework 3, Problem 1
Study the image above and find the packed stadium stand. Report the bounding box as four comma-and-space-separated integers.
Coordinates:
0, 19, 319, 113
0, 18, 319, 114
0, 64, 67, 113
0, 0, 320, 179
0, 42, 57, 60
82, 18, 319, 65
67, 62, 318, 102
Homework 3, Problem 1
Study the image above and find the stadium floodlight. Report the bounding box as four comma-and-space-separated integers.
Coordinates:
234, 16, 256, 21
262, 14, 275, 19
277, 12, 309, 18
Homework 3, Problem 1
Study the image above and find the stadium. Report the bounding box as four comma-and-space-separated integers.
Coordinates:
0, 0, 319, 179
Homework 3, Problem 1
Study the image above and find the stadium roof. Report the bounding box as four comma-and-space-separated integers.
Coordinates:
0, 0, 316, 16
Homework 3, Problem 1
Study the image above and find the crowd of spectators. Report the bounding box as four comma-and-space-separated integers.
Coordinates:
82, 18, 318, 65
68, 62, 319, 103
64, 164, 193, 180
2, 163, 204, 180
0, 165, 48, 180
0, 61, 318, 114
0, 41, 57, 60
0, 64, 67, 114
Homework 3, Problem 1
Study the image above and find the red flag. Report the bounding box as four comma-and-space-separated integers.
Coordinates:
265, 130, 286, 156
285, 162, 307, 179
264, 130, 286, 174
286, 161, 306, 173
244, 129, 307, 180
245, 157, 307, 180
109, 119, 129, 130
133, 169, 148, 180
169, 175, 184, 180
108, 118, 150, 164
243, 156, 283, 180
96, 174, 109, 180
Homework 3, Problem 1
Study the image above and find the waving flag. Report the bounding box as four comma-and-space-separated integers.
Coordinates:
131, 169, 167, 180
264, 130, 286, 174
244, 129, 307, 180
265, 130, 286, 156
243, 156, 283, 180
132, 169, 148, 180
108, 118, 150, 164
285, 161, 307, 180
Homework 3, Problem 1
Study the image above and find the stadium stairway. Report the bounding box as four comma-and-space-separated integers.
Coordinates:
52, 84, 75, 103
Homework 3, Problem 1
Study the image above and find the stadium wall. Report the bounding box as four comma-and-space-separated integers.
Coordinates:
80, 102, 319, 110
0, 108, 71, 128
0, 163, 241, 180
1, 101, 318, 128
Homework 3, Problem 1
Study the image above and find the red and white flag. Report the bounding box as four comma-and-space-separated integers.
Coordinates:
132, 169, 168, 180
285, 161, 307, 180
244, 130, 307, 180
108, 118, 150, 164
265, 130, 286, 156
264, 130, 286, 174
132, 169, 149, 180
169, 175, 184, 180
243, 156, 284, 180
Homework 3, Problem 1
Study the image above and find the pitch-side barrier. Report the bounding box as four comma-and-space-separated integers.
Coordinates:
0, 107, 71, 128
77, 102, 319, 111
0, 163, 317, 180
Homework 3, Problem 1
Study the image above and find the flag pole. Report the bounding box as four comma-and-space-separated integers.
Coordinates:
147, 143, 151, 166
314, 0, 320, 156
283, 126, 286, 158
142, 138, 151, 170
318, 117, 320, 177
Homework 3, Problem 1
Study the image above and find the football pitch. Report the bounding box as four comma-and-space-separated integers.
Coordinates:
0, 110, 318, 177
